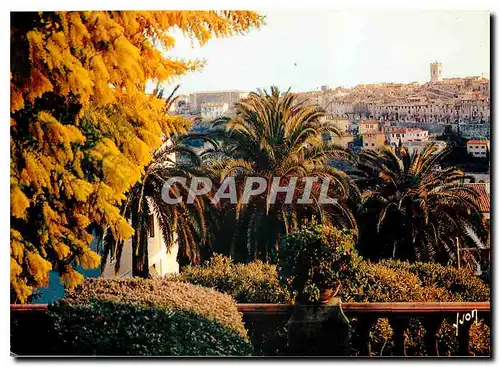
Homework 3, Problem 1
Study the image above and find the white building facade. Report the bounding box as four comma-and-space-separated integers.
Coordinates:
189, 90, 246, 113
102, 141, 180, 279
358, 120, 380, 135
388, 127, 429, 146
328, 101, 490, 123
467, 140, 490, 158
200, 102, 229, 121
101, 213, 180, 279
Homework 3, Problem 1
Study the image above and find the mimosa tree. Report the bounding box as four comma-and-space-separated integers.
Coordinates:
10, 11, 263, 302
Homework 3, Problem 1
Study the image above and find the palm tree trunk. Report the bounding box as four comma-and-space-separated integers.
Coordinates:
229, 234, 236, 259
132, 231, 149, 278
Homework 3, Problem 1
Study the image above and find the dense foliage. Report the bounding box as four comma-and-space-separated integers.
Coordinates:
352, 144, 488, 265
173, 254, 292, 303
198, 87, 358, 262
48, 278, 251, 355
342, 260, 490, 356
178, 253, 490, 356
377, 259, 490, 301
278, 222, 360, 304
10, 10, 263, 302
176, 254, 489, 304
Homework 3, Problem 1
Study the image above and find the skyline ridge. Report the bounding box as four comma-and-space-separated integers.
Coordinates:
166, 67, 490, 95
160, 10, 489, 94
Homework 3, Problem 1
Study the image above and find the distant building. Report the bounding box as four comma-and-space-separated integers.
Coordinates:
362, 131, 386, 149
189, 90, 246, 113
332, 100, 491, 124
324, 131, 354, 149
358, 120, 380, 135
320, 64, 489, 123
295, 91, 323, 107
406, 95, 426, 104
321, 116, 349, 133
430, 61, 443, 83
333, 118, 350, 133
401, 140, 446, 155
172, 95, 190, 114
200, 102, 229, 121
467, 140, 490, 158
387, 127, 429, 146
462, 182, 490, 220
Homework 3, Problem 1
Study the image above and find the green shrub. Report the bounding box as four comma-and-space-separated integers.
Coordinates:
378, 260, 490, 301
174, 250, 490, 356
339, 260, 455, 303
173, 254, 292, 303
339, 259, 490, 356
172, 255, 292, 355
48, 278, 252, 356
278, 222, 360, 304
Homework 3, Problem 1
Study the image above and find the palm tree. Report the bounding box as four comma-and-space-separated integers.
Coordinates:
99, 86, 212, 277
199, 86, 358, 262
352, 143, 488, 265
99, 137, 212, 277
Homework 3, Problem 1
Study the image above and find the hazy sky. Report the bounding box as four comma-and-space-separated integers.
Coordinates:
162, 10, 490, 94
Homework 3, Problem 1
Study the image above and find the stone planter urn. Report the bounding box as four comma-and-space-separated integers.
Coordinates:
287, 297, 350, 356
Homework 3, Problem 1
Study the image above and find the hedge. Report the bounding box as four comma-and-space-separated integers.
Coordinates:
338, 260, 490, 356
172, 255, 293, 355
173, 255, 292, 303
48, 278, 252, 356
339, 260, 455, 302
378, 259, 490, 301
176, 255, 489, 304
176, 254, 490, 356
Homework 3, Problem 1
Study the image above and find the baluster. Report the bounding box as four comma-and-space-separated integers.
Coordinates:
482, 313, 491, 356
457, 321, 472, 356
422, 316, 442, 356
482, 313, 491, 330
357, 316, 376, 356
389, 317, 409, 356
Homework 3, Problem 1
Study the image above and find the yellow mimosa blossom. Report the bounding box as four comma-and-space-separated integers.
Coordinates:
11, 11, 263, 302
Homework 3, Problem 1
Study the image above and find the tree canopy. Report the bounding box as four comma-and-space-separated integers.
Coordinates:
199, 87, 357, 262
353, 144, 488, 265
10, 11, 263, 302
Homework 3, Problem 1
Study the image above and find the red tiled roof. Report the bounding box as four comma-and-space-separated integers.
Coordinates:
461, 183, 490, 213
359, 120, 379, 125
467, 140, 489, 145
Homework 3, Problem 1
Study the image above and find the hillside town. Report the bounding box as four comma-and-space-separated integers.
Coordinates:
173, 62, 490, 135
170, 62, 491, 264
171, 62, 490, 157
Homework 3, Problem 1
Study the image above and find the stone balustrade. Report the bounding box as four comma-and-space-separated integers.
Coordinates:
237, 302, 491, 356
11, 302, 491, 356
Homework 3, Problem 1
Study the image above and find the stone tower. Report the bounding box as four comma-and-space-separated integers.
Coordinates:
430, 62, 443, 83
